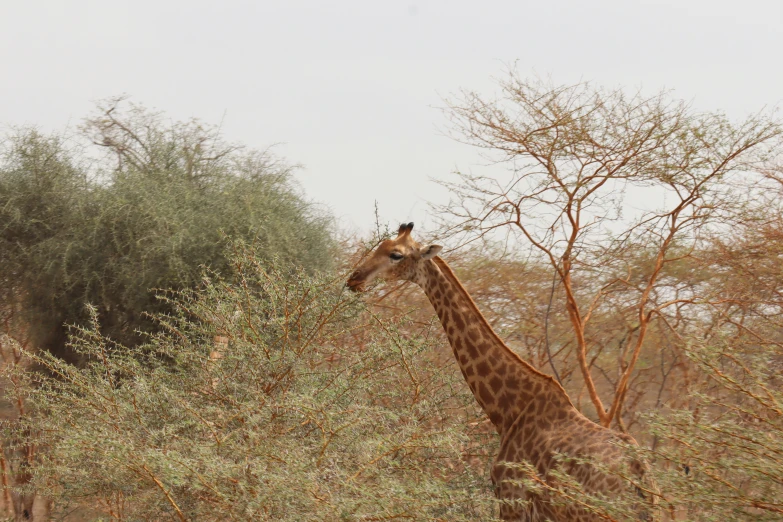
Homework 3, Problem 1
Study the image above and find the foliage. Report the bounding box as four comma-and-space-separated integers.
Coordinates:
3, 80, 783, 520
642, 338, 783, 520
0, 100, 335, 356
5, 245, 496, 521
633, 184, 783, 520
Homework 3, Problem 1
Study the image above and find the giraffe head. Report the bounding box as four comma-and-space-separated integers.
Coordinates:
346, 222, 442, 292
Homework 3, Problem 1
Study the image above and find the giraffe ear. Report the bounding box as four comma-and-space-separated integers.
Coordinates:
419, 244, 442, 260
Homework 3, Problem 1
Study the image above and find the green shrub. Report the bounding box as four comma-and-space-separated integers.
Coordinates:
0, 101, 335, 357
7, 245, 496, 521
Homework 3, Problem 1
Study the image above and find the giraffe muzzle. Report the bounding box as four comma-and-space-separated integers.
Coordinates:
346, 270, 365, 292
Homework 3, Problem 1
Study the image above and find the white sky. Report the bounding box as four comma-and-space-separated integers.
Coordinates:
2, 0, 782, 234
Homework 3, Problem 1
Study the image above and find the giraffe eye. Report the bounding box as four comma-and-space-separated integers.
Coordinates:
389, 252, 404, 261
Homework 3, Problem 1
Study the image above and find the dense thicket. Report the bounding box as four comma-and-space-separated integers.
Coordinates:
6, 245, 496, 521
0, 100, 334, 357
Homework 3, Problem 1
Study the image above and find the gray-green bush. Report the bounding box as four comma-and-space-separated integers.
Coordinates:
7, 245, 496, 521
639, 338, 783, 521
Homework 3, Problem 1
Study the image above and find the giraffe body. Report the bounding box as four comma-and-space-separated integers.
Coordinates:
347, 223, 654, 521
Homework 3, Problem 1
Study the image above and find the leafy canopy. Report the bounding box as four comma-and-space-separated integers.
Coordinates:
0, 100, 334, 355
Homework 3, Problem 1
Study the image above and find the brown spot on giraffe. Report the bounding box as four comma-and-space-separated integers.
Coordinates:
489, 375, 504, 394
478, 382, 495, 404
346, 222, 658, 521
466, 340, 480, 360
452, 309, 465, 330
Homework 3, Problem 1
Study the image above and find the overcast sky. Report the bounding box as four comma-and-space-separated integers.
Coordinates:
2, 0, 782, 233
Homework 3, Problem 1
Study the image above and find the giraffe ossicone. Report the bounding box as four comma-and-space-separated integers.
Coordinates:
347, 222, 657, 522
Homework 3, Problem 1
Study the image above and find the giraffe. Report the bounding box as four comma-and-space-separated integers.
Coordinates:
347, 222, 656, 522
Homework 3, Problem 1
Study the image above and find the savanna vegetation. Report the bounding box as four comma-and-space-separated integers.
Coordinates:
0, 75, 781, 521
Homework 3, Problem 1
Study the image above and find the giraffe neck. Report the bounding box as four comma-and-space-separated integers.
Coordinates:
414, 257, 574, 436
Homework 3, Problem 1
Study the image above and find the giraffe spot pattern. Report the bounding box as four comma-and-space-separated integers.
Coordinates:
414, 257, 650, 521
467, 327, 480, 343
453, 310, 465, 330
478, 382, 495, 404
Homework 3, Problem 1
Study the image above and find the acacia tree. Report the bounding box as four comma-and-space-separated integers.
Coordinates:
0, 99, 335, 358
436, 74, 781, 427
